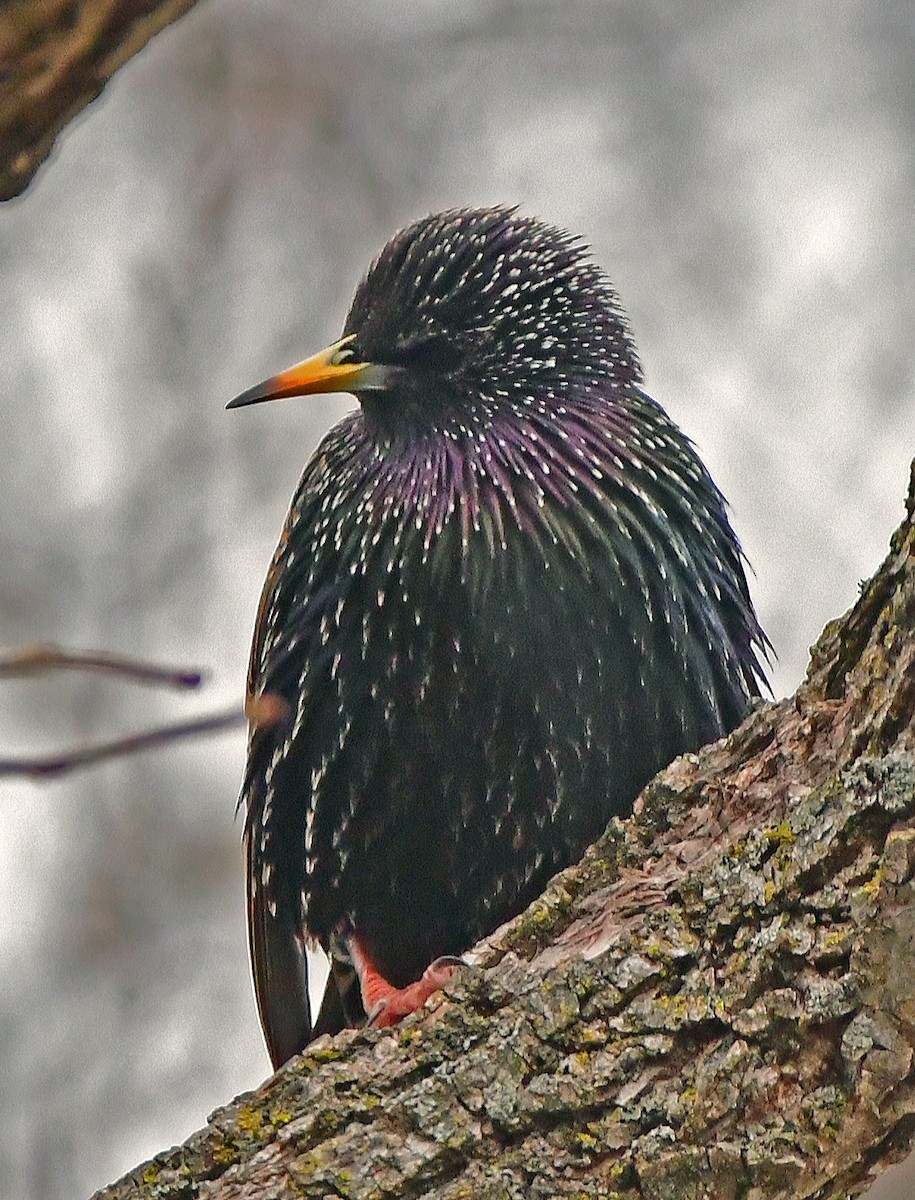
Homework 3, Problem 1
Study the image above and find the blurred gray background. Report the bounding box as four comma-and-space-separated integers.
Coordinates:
1, 2, 913, 1196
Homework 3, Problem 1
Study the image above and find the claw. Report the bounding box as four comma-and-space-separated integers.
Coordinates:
365, 956, 464, 1028
347, 937, 465, 1029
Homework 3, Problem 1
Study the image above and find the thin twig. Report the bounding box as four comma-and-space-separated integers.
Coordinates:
0, 644, 204, 689
0, 707, 246, 780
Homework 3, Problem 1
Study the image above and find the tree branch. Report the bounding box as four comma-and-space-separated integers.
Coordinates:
0, 644, 245, 778
0, 0, 201, 199
93, 460, 915, 1200
0, 705, 244, 779
0, 643, 204, 688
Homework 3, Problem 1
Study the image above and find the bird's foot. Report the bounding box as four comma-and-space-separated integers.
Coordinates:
361, 955, 465, 1029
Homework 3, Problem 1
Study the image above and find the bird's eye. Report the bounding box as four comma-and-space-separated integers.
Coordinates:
330, 335, 358, 365
392, 333, 464, 374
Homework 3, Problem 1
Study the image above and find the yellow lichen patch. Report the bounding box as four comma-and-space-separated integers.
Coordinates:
578, 1024, 606, 1046
210, 1136, 238, 1167
236, 1105, 263, 1136
819, 930, 847, 951
643, 938, 674, 966
306, 1043, 343, 1065
765, 822, 794, 848
859, 868, 883, 899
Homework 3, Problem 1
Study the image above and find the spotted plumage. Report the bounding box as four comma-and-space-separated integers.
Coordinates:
230, 207, 769, 1068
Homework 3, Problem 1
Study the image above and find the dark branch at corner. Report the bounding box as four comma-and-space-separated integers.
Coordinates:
0, 0, 201, 200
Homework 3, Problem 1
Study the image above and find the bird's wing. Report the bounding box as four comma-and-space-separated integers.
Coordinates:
242, 527, 318, 1069
240, 431, 384, 1065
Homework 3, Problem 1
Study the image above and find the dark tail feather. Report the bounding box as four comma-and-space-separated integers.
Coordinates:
245, 822, 312, 1070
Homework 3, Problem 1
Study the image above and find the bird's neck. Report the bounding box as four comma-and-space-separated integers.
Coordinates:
343, 386, 644, 549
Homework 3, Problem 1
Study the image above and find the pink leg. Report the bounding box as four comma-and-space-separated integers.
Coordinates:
346, 935, 463, 1028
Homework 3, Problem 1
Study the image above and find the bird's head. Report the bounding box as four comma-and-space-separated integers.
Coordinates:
228, 207, 642, 436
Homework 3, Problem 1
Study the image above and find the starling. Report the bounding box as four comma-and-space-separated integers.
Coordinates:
229, 207, 769, 1069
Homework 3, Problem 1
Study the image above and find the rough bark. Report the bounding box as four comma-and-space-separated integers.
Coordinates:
0, 0, 201, 199
93, 460, 915, 1200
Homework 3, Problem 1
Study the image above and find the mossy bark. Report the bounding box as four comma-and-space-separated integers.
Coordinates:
90, 464, 915, 1199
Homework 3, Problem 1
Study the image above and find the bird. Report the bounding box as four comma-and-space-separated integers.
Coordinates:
228, 206, 769, 1070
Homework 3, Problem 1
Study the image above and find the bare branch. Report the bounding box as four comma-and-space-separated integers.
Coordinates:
0, 705, 245, 780
0, 643, 204, 689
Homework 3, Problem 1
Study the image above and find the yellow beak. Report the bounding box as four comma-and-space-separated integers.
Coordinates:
227, 336, 388, 409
